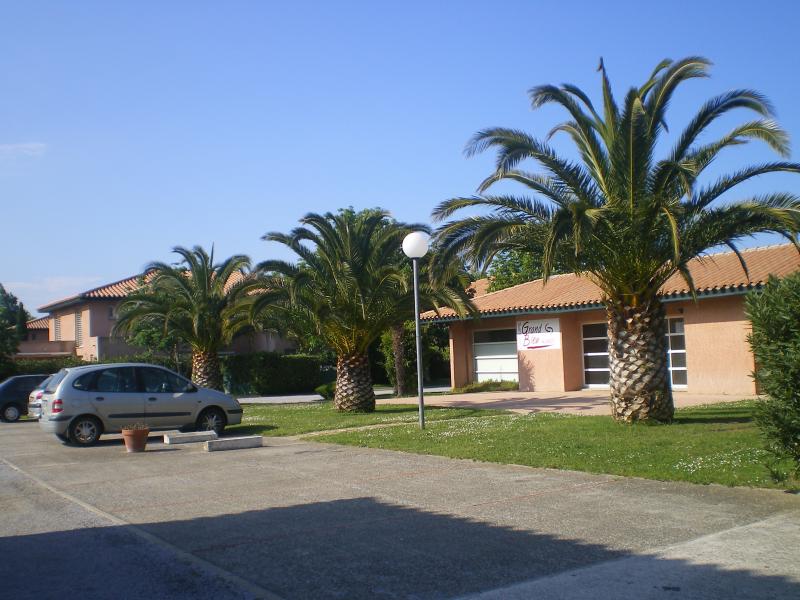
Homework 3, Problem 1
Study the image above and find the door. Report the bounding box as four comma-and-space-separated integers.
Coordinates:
472, 329, 519, 382
666, 318, 688, 388
88, 366, 145, 430
137, 367, 199, 429
582, 323, 610, 387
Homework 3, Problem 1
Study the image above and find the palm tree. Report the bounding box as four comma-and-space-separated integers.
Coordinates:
256, 209, 471, 411
388, 255, 476, 396
433, 57, 800, 422
114, 246, 260, 390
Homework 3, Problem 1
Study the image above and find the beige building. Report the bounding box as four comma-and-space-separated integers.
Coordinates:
17, 274, 294, 361
429, 244, 800, 396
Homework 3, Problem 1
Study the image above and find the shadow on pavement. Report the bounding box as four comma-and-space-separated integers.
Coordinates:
3, 497, 797, 600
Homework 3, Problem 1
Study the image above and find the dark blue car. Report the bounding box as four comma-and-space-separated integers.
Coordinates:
0, 375, 49, 422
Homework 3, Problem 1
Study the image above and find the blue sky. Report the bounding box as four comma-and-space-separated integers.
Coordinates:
3, 1, 800, 315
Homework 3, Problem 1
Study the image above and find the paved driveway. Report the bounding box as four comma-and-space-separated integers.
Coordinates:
1, 420, 798, 599
379, 390, 757, 415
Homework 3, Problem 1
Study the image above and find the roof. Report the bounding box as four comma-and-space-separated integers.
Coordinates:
26, 316, 50, 330
38, 273, 148, 312
37, 271, 247, 312
467, 278, 491, 298
423, 243, 800, 321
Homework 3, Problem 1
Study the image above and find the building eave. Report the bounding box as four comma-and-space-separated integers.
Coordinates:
423, 285, 759, 324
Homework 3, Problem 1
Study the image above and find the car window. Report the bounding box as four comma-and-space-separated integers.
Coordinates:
93, 367, 138, 393
168, 372, 193, 393
37, 375, 54, 391
72, 373, 95, 391
14, 378, 35, 392
45, 370, 68, 393
139, 368, 175, 393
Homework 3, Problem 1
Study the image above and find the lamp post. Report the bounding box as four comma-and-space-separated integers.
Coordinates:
402, 231, 430, 429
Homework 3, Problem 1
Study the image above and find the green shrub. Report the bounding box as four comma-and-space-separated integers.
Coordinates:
378, 322, 450, 394
315, 381, 336, 400
221, 352, 323, 396
454, 379, 519, 394
1, 356, 88, 380
102, 353, 191, 377
746, 273, 800, 477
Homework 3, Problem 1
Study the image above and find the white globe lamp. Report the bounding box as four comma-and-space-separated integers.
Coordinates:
402, 230, 431, 429
402, 231, 430, 259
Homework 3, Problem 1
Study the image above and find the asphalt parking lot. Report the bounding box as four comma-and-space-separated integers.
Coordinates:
2, 420, 799, 600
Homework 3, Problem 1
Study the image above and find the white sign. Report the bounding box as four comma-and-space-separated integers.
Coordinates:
516, 318, 561, 351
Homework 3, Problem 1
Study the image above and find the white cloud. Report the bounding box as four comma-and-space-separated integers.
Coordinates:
0, 142, 47, 159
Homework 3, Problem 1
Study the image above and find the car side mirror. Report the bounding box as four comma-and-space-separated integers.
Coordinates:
185, 383, 198, 393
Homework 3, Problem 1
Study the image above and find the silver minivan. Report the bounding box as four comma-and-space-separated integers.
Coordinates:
39, 363, 243, 446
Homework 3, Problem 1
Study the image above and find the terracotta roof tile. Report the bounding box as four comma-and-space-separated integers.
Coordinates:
423, 243, 800, 321
38, 271, 248, 312
467, 278, 491, 298
26, 316, 50, 330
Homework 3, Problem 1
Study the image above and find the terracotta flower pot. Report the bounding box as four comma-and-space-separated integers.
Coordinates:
122, 428, 150, 453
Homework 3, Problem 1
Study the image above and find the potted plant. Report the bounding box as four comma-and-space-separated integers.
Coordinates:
121, 423, 150, 453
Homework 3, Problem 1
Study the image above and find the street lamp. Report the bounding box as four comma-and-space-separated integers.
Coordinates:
402, 231, 430, 429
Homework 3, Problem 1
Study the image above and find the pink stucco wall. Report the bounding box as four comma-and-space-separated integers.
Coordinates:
666, 296, 756, 395
447, 295, 757, 395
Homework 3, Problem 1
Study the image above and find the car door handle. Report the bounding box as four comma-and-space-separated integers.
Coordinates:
148, 397, 157, 402
95, 396, 105, 401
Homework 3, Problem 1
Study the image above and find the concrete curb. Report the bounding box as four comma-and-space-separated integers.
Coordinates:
205, 436, 263, 452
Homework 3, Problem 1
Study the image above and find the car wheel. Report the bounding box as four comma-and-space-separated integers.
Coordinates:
1, 403, 22, 422
68, 416, 102, 446
196, 407, 226, 435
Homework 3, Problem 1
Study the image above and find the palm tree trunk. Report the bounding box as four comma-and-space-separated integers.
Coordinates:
391, 324, 408, 396
192, 349, 223, 391
334, 353, 375, 412
607, 297, 674, 422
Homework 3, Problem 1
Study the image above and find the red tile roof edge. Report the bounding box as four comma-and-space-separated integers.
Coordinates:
422, 243, 800, 321
25, 316, 50, 330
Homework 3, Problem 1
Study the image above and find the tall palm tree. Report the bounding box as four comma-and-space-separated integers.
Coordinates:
433, 57, 800, 422
256, 209, 471, 411
114, 246, 260, 390
388, 254, 476, 395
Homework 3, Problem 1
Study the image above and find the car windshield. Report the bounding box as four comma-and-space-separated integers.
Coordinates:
44, 370, 68, 393
36, 375, 53, 390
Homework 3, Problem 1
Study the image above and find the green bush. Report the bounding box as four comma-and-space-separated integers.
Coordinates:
315, 381, 336, 400
222, 352, 323, 396
378, 322, 450, 394
453, 380, 519, 394
746, 273, 800, 477
0, 356, 88, 380
102, 353, 191, 377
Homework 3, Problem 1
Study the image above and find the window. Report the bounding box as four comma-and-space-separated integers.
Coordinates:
108, 305, 116, 320
582, 323, 610, 386
75, 312, 83, 347
473, 329, 516, 343
472, 329, 518, 382
138, 367, 192, 393
92, 367, 138, 393
73, 372, 95, 390
667, 318, 688, 388
45, 370, 68, 393
54, 316, 61, 341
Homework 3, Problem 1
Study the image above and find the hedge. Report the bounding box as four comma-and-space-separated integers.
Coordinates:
0, 356, 87, 381
0, 353, 190, 382
221, 352, 324, 396
746, 273, 800, 477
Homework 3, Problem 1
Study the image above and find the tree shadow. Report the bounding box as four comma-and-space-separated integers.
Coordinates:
226, 424, 277, 436
675, 405, 756, 425
3, 497, 797, 599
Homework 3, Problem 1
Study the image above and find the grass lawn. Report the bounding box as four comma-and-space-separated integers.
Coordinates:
313, 400, 796, 489
230, 401, 504, 437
